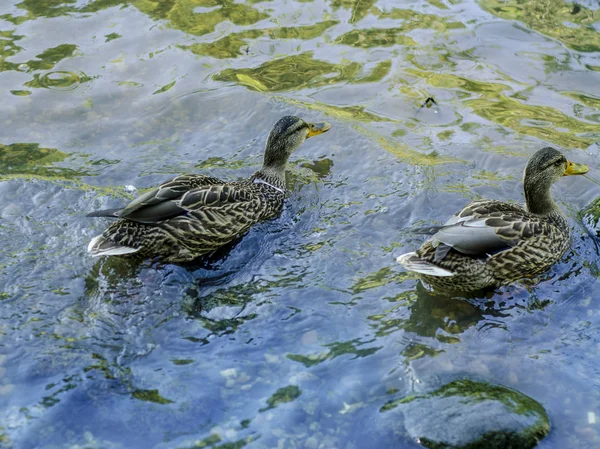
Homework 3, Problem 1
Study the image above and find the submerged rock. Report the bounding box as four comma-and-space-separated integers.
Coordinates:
582, 198, 600, 238
396, 380, 549, 449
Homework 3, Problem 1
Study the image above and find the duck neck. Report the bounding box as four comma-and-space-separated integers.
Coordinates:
252, 165, 286, 190
524, 181, 561, 217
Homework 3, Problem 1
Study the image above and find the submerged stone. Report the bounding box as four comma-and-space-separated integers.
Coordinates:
399, 380, 549, 449
582, 198, 600, 238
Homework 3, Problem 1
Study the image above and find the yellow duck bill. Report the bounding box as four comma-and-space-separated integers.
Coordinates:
307, 122, 331, 138
564, 161, 588, 176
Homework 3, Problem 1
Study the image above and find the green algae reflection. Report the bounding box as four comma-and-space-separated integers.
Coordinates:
214, 52, 390, 92
0, 143, 89, 179
25, 43, 77, 71
0, 38, 77, 75
405, 69, 600, 148
259, 385, 301, 412
0, 40, 90, 90
287, 338, 381, 368
481, 0, 600, 53
336, 28, 416, 48
331, 0, 378, 24
0, 30, 24, 72
1, 0, 130, 24
466, 95, 600, 148
376, 8, 465, 31
135, 0, 268, 36
280, 97, 391, 123
25, 70, 92, 90
132, 389, 174, 404
2, 0, 268, 38
335, 8, 464, 48
184, 20, 338, 59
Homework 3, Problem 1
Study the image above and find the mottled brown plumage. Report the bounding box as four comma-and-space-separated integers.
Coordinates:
396, 147, 588, 292
87, 116, 331, 262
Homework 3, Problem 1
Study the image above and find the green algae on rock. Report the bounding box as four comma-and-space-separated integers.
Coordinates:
581, 197, 600, 239
384, 380, 550, 449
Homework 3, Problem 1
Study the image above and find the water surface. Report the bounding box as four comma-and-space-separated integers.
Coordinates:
1, 0, 600, 448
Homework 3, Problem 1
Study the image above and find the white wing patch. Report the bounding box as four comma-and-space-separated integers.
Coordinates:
396, 252, 455, 277
87, 234, 139, 257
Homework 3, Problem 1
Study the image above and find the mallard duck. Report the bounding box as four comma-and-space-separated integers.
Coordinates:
396, 147, 588, 292
87, 116, 331, 262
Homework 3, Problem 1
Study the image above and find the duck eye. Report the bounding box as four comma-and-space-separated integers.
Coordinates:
554, 160, 564, 167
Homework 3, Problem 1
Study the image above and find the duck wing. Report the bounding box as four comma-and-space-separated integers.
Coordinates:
130, 181, 260, 225
88, 174, 223, 223
427, 200, 543, 260
157, 184, 268, 245
120, 174, 223, 216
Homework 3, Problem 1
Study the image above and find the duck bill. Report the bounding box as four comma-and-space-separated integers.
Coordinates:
564, 161, 589, 176
307, 121, 331, 138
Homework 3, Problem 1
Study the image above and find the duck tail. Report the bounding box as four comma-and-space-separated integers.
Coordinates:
396, 251, 454, 277
87, 234, 139, 257
87, 208, 123, 218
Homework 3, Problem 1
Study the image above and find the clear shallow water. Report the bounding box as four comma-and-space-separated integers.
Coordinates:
0, 0, 600, 447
